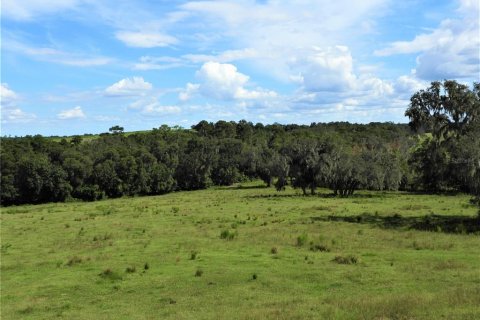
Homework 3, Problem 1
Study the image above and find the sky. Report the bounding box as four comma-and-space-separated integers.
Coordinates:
1, 0, 479, 136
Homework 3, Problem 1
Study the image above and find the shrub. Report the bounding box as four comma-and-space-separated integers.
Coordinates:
99, 268, 122, 280
309, 244, 330, 252
296, 234, 308, 247
270, 246, 278, 254
332, 255, 359, 265
66, 256, 82, 266
195, 268, 203, 277
220, 229, 236, 240
190, 251, 198, 260
252, 273, 257, 280
125, 266, 136, 273
144, 262, 150, 270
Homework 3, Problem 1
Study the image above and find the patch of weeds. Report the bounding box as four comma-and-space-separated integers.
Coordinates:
332, 255, 359, 265
296, 233, 308, 247
66, 256, 83, 266
190, 251, 198, 260
252, 273, 257, 280
93, 233, 112, 241
270, 246, 278, 254
171, 206, 180, 214
18, 306, 34, 315
220, 229, 236, 240
144, 262, 150, 270
1, 243, 12, 253
195, 268, 203, 277
99, 269, 122, 281
309, 243, 330, 252
125, 266, 136, 273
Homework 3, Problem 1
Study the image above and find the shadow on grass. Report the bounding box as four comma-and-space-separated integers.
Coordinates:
311, 213, 480, 234
246, 192, 390, 199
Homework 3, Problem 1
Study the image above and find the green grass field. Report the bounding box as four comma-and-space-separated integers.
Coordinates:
2, 182, 479, 319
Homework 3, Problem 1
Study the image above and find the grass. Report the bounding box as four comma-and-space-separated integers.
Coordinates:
1, 181, 479, 319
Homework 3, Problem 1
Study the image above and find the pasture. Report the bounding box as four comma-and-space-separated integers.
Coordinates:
1, 182, 479, 319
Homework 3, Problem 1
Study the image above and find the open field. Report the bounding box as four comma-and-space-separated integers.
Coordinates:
1, 182, 480, 319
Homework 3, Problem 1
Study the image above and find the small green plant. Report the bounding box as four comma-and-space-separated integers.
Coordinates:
220, 229, 236, 240
190, 251, 198, 260
144, 262, 150, 270
66, 256, 82, 266
332, 255, 359, 265
195, 268, 203, 277
296, 234, 308, 247
171, 207, 180, 213
270, 246, 278, 254
99, 269, 122, 280
125, 266, 136, 273
309, 244, 330, 252
252, 273, 257, 280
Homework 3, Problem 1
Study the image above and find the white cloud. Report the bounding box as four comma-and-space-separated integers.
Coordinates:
57, 106, 86, 119
1, 83, 19, 107
295, 46, 356, 92
142, 104, 181, 115
129, 98, 181, 115
1, 0, 80, 20
105, 77, 153, 97
180, 0, 388, 81
375, 0, 479, 80
394, 75, 428, 96
182, 48, 257, 63
1, 107, 36, 123
116, 31, 178, 48
133, 56, 185, 71
3, 37, 112, 67
0, 84, 36, 123
180, 61, 277, 101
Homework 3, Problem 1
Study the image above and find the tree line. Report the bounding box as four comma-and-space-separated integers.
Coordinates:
1, 80, 479, 206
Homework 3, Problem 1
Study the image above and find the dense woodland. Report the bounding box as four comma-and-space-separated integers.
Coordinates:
1, 80, 479, 206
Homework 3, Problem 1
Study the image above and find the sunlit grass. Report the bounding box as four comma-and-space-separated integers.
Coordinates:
1, 181, 479, 319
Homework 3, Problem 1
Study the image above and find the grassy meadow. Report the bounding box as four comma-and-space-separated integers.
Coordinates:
1, 182, 480, 319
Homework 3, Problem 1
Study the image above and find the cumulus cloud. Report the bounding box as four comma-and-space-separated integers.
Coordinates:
116, 31, 178, 48
105, 77, 153, 97
180, 62, 277, 101
129, 98, 181, 115
1, 84, 37, 123
295, 46, 356, 92
1, 83, 19, 107
57, 106, 86, 119
375, 0, 479, 80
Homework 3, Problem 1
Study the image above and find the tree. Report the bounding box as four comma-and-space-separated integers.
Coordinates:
406, 81, 480, 192
405, 80, 479, 141
109, 125, 124, 134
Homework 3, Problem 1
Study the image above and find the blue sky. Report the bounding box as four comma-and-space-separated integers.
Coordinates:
1, 0, 479, 136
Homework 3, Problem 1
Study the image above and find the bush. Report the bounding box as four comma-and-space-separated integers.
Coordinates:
220, 230, 236, 240
125, 266, 136, 273
99, 268, 122, 280
73, 185, 104, 201
309, 244, 330, 252
270, 246, 278, 254
332, 255, 359, 265
66, 256, 82, 266
195, 268, 203, 277
190, 251, 198, 260
296, 234, 308, 247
